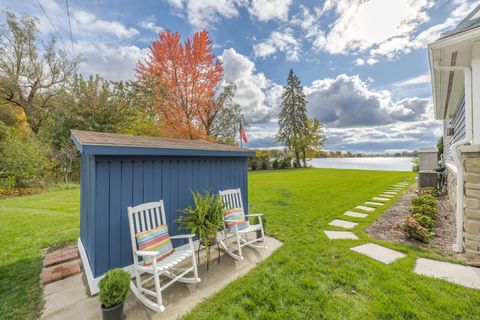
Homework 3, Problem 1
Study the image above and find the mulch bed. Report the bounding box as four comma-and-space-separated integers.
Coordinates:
365, 186, 480, 266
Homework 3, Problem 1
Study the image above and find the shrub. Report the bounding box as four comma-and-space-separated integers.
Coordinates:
99, 268, 131, 308
272, 159, 280, 170
409, 204, 438, 219
259, 156, 271, 170
411, 195, 437, 208
0, 123, 54, 189
280, 157, 292, 169
412, 213, 435, 230
402, 217, 434, 243
419, 187, 439, 198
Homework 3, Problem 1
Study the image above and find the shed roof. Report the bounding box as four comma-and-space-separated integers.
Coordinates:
71, 130, 255, 157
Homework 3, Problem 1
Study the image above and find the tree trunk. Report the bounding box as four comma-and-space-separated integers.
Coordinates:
302, 149, 307, 167
294, 150, 301, 168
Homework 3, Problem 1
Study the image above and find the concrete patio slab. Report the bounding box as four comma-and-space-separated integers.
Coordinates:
344, 211, 368, 218
365, 201, 384, 206
355, 205, 375, 212
372, 197, 390, 201
384, 191, 397, 195
324, 230, 359, 240
414, 258, 480, 289
328, 219, 358, 229
41, 236, 282, 320
350, 243, 406, 264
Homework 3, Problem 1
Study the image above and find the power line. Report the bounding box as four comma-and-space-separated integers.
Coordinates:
65, 0, 74, 54
34, 0, 69, 53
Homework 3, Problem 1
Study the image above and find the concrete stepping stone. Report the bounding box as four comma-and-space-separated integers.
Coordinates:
350, 243, 406, 264
324, 230, 359, 240
414, 258, 480, 289
379, 194, 394, 198
344, 211, 368, 218
365, 201, 384, 206
355, 205, 375, 212
328, 219, 358, 229
373, 197, 390, 201
384, 191, 397, 195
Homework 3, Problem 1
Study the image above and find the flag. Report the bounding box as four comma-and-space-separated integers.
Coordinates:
240, 125, 248, 144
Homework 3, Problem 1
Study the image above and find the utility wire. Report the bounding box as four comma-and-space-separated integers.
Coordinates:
65, 0, 74, 54
35, 0, 69, 54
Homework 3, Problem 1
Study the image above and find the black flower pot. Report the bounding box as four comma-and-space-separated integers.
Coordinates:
101, 301, 124, 320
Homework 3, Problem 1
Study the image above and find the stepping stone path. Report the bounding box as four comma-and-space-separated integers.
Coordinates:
355, 205, 375, 212
344, 210, 368, 218
379, 194, 394, 198
324, 230, 359, 240
350, 243, 406, 264
365, 201, 384, 206
373, 197, 390, 201
384, 191, 397, 195
414, 258, 480, 289
329, 219, 358, 229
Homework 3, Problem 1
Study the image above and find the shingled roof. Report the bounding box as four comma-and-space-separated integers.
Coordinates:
71, 130, 254, 156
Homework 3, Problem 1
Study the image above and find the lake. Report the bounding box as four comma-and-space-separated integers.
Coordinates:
308, 157, 413, 172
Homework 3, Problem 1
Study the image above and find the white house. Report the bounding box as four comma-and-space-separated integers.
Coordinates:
429, 4, 480, 254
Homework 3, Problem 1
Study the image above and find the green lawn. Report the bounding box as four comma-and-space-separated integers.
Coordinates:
2, 169, 480, 319
0, 185, 80, 320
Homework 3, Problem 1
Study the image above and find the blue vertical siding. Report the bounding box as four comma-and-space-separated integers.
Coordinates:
85, 155, 248, 277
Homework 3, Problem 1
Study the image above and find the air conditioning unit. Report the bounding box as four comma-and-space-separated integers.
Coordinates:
418, 171, 437, 189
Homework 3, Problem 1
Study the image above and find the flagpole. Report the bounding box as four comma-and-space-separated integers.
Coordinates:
240, 122, 243, 148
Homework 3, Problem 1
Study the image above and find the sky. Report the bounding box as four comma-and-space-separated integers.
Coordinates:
1, 0, 479, 153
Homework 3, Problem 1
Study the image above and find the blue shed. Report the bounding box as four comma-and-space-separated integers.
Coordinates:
71, 130, 255, 294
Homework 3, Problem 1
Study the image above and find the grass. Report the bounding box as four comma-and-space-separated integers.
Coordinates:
0, 184, 80, 320
2, 169, 480, 319
182, 168, 480, 319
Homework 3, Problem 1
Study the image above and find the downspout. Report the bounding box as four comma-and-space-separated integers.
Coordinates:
433, 61, 473, 253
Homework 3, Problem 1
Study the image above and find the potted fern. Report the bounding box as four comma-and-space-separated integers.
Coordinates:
99, 268, 130, 320
177, 190, 224, 267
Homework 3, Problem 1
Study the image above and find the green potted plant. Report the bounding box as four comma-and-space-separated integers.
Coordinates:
99, 268, 130, 320
177, 190, 224, 266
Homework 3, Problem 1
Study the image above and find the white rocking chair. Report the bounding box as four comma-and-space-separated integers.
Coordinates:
127, 200, 200, 312
218, 188, 267, 260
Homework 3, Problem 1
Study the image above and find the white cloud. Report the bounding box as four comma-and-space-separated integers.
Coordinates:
72, 10, 139, 39
167, 0, 245, 30
220, 48, 281, 124
394, 74, 431, 87
316, 0, 432, 54
354, 58, 365, 66
304, 74, 432, 128
74, 41, 147, 81
248, 0, 292, 22
139, 16, 162, 34
253, 29, 301, 61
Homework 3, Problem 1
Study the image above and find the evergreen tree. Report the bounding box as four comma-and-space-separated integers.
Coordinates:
276, 69, 308, 167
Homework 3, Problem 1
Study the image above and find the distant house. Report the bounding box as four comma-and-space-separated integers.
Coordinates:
428, 4, 480, 254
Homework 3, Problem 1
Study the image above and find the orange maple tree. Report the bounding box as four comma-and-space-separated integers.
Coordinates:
136, 30, 223, 139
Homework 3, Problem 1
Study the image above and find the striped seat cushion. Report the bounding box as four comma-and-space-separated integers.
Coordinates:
136, 225, 174, 266
224, 208, 249, 232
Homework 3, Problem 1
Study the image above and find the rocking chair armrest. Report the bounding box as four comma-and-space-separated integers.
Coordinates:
244, 213, 263, 217
170, 234, 196, 240
135, 250, 160, 257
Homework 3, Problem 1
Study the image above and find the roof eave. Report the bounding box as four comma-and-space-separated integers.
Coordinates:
81, 144, 256, 157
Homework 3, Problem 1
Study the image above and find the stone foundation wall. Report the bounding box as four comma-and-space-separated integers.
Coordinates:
446, 166, 457, 209
461, 146, 480, 253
